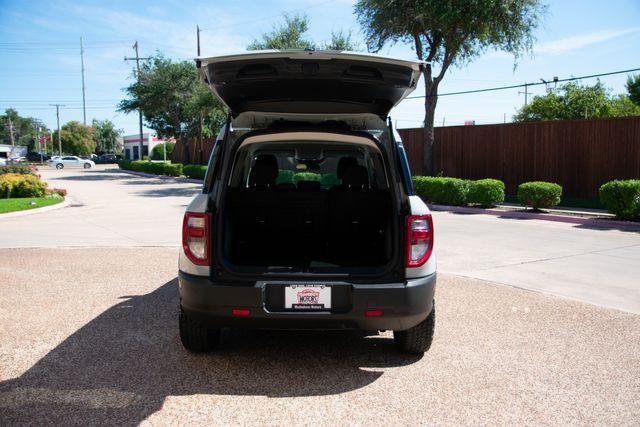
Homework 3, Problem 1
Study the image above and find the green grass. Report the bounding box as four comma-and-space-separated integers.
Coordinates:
0, 196, 64, 214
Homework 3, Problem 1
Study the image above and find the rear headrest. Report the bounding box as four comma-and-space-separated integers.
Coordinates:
337, 157, 358, 179
248, 154, 278, 188
297, 180, 321, 191
341, 165, 369, 190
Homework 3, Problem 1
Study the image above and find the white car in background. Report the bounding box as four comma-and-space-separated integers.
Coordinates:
49, 156, 95, 169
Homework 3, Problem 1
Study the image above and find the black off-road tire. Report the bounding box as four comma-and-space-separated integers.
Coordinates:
393, 304, 435, 355
179, 309, 220, 352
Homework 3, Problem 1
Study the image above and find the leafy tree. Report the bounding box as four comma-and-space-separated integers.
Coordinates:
248, 14, 314, 50
627, 74, 640, 107
52, 121, 96, 155
322, 29, 359, 51
248, 14, 358, 51
0, 109, 49, 151
355, 0, 545, 175
151, 141, 175, 160
92, 119, 123, 154
513, 81, 640, 121
118, 54, 226, 164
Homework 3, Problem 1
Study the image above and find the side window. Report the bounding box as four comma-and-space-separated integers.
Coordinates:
62, 156, 75, 161
392, 128, 414, 195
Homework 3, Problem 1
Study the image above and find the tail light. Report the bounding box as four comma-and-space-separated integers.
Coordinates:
406, 214, 434, 267
182, 212, 211, 265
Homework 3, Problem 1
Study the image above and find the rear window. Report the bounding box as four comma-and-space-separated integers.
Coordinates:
229, 141, 388, 190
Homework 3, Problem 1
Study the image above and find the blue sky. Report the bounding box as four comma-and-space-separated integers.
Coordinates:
1, 0, 639, 135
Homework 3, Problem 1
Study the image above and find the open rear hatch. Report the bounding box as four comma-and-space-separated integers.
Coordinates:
197, 50, 422, 117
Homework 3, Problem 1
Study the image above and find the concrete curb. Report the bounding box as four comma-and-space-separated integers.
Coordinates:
0, 198, 70, 219
116, 168, 203, 184
429, 204, 640, 231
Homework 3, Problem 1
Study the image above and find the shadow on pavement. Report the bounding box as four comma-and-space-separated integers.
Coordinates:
0, 278, 418, 424
134, 187, 201, 198
46, 172, 130, 181
575, 222, 640, 233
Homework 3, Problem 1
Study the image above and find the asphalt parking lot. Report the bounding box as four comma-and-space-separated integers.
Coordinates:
1, 248, 639, 425
0, 166, 639, 424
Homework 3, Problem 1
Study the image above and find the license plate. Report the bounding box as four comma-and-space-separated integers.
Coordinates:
284, 284, 331, 310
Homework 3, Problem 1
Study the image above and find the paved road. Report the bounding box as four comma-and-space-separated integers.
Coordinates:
1, 248, 638, 425
1, 166, 639, 423
1, 164, 639, 313
0, 165, 200, 247
434, 211, 640, 313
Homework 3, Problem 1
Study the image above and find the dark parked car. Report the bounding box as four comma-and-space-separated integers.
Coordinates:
25, 152, 50, 162
178, 51, 437, 355
95, 154, 120, 164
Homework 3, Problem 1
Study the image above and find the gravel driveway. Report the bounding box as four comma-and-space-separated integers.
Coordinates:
1, 248, 638, 425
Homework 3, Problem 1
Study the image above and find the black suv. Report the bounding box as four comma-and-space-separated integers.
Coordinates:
178, 51, 436, 354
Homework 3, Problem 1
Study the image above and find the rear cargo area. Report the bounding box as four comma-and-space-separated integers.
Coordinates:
220, 134, 396, 271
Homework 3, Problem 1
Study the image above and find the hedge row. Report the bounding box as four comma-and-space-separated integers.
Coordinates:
0, 164, 37, 175
599, 180, 640, 220
277, 170, 341, 189
412, 176, 570, 210
118, 160, 183, 177
0, 173, 48, 198
413, 177, 507, 207
183, 164, 207, 180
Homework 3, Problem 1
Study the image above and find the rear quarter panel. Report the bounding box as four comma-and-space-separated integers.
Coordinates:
406, 195, 437, 278
179, 193, 211, 276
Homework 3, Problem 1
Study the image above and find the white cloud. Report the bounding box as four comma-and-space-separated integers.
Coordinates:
536, 27, 640, 55
485, 27, 640, 60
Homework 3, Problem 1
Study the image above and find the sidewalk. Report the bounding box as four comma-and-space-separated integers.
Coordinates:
429, 203, 640, 231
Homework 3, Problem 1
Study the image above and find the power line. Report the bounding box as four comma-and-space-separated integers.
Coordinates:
406, 67, 640, 99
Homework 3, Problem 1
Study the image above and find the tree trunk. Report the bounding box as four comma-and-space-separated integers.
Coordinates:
181, 134, 190, 165
422, 71, 438, 176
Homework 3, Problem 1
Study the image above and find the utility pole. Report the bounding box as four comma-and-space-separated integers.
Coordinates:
518, 83, 529, 106
33, 119, 42, 162
7, 118, 15, 146
125, 41, 151, 160
50, 104, 64, 156
196, 25, 203, 164
80, 37, 87, 125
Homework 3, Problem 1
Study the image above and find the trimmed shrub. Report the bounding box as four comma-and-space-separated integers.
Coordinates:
276, 170, 295, 185
467, 179, 505, 207
517, 181, 562, 210
118, 160, 183, 177
0, 173, 48, 198
0, 163, 36, 175
151, 142, 175, 160
49, 188, 68, 197
184, 164, 207, 180
320, 172, 340, 189
412, 176, 469, 206
293, 172, 321, 184
599, 180, 640, 220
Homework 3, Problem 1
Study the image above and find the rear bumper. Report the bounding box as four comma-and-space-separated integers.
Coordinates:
179, 271, 436, 331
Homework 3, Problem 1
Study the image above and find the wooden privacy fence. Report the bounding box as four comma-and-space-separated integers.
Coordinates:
171, 138, 216, 165
398, 116, 640, 199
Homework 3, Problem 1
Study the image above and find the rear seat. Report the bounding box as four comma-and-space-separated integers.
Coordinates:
328, 161, 390, 265
227, 155, 329, 264
227, 155, 389, 266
